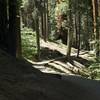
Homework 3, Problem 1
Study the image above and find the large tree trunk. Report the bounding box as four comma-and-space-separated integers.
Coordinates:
92, 0, 100, 57
0, 0, 21, 57
0, 0, 8, 51
8, 0, 17, 56
8, 0, 21, 57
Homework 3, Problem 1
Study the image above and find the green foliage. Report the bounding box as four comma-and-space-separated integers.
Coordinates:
17, 0, 23, 7
49, 0, 69, 40
89, 58, 100, 80
59, 1, 69, 15
49, 0, 56, 35
21, 0, 28, 7
21, 27, 37, 60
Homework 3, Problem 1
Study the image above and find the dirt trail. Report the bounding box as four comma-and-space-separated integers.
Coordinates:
0, 49, 100, 100
40, 40, 95, 59
40, 39, 77, 56
31, 40, 94, 76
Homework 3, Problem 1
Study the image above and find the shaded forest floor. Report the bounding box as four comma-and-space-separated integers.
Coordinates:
0, 49, 100, 100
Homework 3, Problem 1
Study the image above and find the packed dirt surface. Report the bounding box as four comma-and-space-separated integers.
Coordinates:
0, 49, 100, 100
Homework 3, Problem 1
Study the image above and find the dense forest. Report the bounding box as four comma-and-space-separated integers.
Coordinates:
0, 0, 99, 55
20, 0, 100, 58
0, 0, 100, 100
0, 0, 99, 78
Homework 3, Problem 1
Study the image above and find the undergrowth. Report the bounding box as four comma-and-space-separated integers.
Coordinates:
21, 27, 37, 60
88, 57, 100, 80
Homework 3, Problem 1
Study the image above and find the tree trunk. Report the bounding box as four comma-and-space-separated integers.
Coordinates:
84, 1, 90, 50
73, 0, 78, 49
16, 6, 22, 58
8, 0, 17, 56
34, 8, 40, 60
8, 0, 21, 57
0, 0, 21, 57
45, 0, 49, 41
36, 19, 40, 60
66, 0, 72, 58
41, 11, 44, 38
92, 0, 100, 57
0, 0, 8, 51
76, 0, 81, 57
97, 0, 100, 57
43, 0, 47, 42
77, 11, 81, 57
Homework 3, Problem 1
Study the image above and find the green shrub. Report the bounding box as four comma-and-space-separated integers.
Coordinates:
21, 27, 37, 60
89, 58, 100, 80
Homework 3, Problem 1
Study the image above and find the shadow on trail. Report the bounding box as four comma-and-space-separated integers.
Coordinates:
73, 56, 94, 66
35, 47, 93, 76
40, 47, 92, 66
40, 47, 64, 60
0, 49, 100, 100
67, 56, 93, 68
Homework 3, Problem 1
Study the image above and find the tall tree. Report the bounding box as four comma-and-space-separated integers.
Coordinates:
92, 0, 100, 57
8, 0, 17, 56
0, 0, 21, 57
73, 0, 78, 49
0, 0, 8, 51
77, 4, 81, 57
33, 1, 40, 60
16, 0, 22, 57
66, 0, 73, 58
7, 0, 21, 57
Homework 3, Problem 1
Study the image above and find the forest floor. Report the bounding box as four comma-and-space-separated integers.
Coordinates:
28, 39, 95, 78
0, 48, 100, 100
